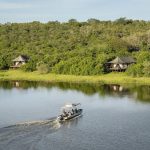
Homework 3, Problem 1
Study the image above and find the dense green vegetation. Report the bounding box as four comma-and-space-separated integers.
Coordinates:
0, 18, 150, 76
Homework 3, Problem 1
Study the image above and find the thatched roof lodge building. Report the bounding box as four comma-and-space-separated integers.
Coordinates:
10, 55, 29, 69
106, 56, 136, 72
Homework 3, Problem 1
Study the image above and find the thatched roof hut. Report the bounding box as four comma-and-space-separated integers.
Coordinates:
12, 55, 29, 62
107, 56, 136, 64
106, 56, 136, 71
10, 55, 29, 69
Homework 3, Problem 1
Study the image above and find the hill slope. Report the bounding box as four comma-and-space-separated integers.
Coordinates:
0, 18, 150, 76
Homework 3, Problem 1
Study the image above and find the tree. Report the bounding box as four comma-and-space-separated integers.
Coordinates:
87, 18, 100, 24
115, 17, 133, 25
68, 19, 78, 23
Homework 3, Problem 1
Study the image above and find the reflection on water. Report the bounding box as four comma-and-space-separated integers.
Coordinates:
0, 81, 150, 150
61, 115, 83, 129
0, 81, 149, 103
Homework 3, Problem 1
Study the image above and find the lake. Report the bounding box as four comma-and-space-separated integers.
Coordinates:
0, 81, 150, 150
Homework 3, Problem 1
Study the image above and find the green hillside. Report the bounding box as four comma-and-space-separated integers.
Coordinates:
0, 18, 150, 76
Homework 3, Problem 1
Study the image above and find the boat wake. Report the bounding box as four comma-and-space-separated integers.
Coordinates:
0, 117, 61, 150
0, 115, 82, 150
7, 117, 60, 127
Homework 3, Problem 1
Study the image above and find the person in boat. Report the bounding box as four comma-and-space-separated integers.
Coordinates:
75, 108, 78, 113
61, 103, 81, 117
71, 109, 74, 115
58, 103, 82, 122
59, 115, 64, 121
68, 111, 72, 117
63, 110, 68, 117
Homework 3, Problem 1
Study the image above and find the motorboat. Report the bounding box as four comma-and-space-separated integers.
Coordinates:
57, 103, 83, 122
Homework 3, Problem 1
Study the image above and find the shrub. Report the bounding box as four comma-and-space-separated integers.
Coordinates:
0, 56, 9, 70
143, 61, 150, 77
136, 51, 150, 63
126, 64, 144, 77
36, 62, 49, 74
21, 60, 36, 72
52, 56, 106, 75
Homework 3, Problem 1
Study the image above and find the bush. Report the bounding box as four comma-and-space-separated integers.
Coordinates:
126, 64, 144, 77
36, 62, 49, 74
0, 56, 9, 70
52, 56, 106, 75
136, 51, 150, 63
143, 61, 150, 77
21, 60, 36, 72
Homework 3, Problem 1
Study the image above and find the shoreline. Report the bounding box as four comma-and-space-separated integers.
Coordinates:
0, 70, 150, 85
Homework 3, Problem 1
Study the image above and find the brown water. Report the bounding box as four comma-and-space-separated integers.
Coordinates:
0, 81, 150, 150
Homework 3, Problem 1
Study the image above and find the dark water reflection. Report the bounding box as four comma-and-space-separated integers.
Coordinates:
0, 81, 150, 150
0, 81, 149, 103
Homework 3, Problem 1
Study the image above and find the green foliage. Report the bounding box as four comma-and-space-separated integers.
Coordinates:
68, 19, 78, 23
87, 18, 100, 24
143, 61, 150, 77
21, 60, 36, 72
126, 64, 144, 77
52, 56, 106, 75
36, 62, 49, 74
135, 51, 150, 63
115, 17, 133, 25
0, 19, 150, 76
0, 56, 9, 70
126, 60, 150, 77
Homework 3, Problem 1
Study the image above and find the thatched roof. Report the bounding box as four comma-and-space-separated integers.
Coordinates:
12, 55, 29, 62
107, 56, 136, 64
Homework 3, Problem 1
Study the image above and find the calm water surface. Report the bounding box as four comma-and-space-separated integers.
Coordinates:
0, 81, 150, 150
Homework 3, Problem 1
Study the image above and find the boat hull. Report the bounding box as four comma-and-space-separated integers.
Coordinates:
58, 109, 83, 122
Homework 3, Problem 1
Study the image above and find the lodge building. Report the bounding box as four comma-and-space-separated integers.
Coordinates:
10, 55, 29, 69
106, 56, 136, 72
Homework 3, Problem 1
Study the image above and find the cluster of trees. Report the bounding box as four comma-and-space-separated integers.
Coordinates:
0, 18, 150, 76
126, 51, 150, 77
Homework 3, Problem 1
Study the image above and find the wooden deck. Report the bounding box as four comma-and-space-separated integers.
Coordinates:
109, 67, 127, 72
10, 65, 22, 69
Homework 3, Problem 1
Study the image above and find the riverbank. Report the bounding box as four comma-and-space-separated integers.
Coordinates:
0, 70, 150, 85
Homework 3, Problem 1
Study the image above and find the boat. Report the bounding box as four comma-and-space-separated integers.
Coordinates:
57, 103, 83, 122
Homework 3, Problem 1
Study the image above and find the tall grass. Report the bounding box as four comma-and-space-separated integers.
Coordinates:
0, 70, 150, 85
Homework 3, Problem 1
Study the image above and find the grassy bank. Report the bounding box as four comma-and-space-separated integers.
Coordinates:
0, 70, 150, 85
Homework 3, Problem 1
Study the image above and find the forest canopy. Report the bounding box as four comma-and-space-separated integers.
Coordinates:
0, 18, 150, 76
